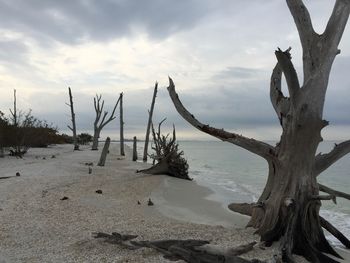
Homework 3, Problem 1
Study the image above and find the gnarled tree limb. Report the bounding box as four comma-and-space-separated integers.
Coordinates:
167, 77, 276, 162
275, 48, 300, 103
320, 216, 350, 248
318, 183, 350, 201
323, 0, 350, 53
286, 0, 316, 50
314, 140, 350, 176
270, 63, 290, 127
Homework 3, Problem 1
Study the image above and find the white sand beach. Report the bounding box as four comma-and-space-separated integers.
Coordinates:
0, 143, 345, 262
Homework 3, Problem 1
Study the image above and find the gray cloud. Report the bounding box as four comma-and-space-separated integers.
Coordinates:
0, 0, 217, 45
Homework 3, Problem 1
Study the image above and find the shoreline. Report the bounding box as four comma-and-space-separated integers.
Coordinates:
0, 144, 347, 262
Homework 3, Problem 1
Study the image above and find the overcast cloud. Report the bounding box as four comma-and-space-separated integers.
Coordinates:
0, 0, 349, 141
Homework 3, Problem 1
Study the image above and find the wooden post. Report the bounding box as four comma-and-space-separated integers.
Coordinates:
97, 137, 111, 166
67, 87, 79, 150
143, 82, 158, 162
119, 93, 125, 156
132, 136, 137, 161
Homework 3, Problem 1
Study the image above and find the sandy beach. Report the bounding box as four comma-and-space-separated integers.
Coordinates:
0, 143, 345, 262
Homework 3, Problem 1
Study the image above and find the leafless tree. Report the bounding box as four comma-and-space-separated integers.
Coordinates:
91, 94, 120, 150
119, 92, 125, 156
167, 1, 350, 261
66, 87, 79, 150
143, 82, 158, 162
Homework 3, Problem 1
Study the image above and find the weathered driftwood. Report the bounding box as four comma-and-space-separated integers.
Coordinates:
66, 87, 79, 150
93, 231, 262, 263
166, 0, 350, 261
119, 92, 125, 156
137, 120, 190, 180
97, 137, 111, 167
92, 94, 120, 150
143, 82, 158, 162
132, 136, 137, 161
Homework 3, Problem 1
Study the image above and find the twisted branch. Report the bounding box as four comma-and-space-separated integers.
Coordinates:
167, 77, 276, 162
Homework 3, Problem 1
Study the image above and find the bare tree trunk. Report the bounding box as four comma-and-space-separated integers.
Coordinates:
143, 82, 158, 162
119, 93, 125, 156
92, 94, 120, 150
97, 137, 111, 166
132, 136, 137, 161
166, 1, 350, 259
67, 87, 79, 151
0, 147, 4, 158
91, 130, 100, 151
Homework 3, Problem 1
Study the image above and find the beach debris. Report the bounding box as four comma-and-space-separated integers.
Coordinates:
97, 137, 111, 167
60, 196, 69, 200
137, 120, 190, 180
93, 231, 262, 262
88, 167, 92, 174
42, 157, 46, 160
137, 201, 141, 205
95, 190, 103, 194
85, 162, 93, 166
51, 155, 56, 158
147, 198, 154, 206
16, 172, 20, 177
42, 190, 48, 198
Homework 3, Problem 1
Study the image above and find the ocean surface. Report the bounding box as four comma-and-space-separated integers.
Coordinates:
128, 140, 350, 249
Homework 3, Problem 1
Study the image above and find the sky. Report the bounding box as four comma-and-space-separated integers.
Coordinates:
0, 0, 349, 141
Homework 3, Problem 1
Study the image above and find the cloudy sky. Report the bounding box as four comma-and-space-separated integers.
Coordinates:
0, 0, 349, 141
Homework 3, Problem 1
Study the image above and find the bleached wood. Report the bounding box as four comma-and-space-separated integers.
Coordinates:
167, 78, 276, 161
97, 137, 111, 166
67, 87, 79, 150
119, 93, 125, 156
143, 82, 158, 162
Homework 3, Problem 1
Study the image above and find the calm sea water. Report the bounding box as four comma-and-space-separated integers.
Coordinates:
128, 140, 350, 248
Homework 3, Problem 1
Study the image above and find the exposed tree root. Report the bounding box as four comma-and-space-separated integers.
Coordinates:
320, 216, 350, 248
93, 231, 264, 262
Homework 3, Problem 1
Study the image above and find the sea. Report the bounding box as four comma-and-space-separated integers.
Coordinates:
127, 140, 350, 249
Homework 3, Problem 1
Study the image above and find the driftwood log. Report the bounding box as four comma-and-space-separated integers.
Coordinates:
137, 119, 190, 180
97, 137, 111, 166
93, 231, 266, 263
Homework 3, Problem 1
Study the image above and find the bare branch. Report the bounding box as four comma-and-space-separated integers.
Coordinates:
275, 48, 300, 102
270, 62, 290, 127
314, 140, 350, 176
286, 0, 316, 49
320, 216, 350, 248
167, 77, 276, 161
67, 125, 73, 131
323, 0, 350, 53
311, 194, 337, 204
319, 183, 350, 201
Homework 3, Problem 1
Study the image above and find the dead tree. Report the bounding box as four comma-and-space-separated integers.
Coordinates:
97, 137, 111, 166
119, 92, 125, 156
143, 82, 158, 162
132, 136, 137, 161
93, 231, 260, 263
137, 119, 190, 180
66, 87, 79, 150
167, 1, 350, 261
92, 94, 120, 150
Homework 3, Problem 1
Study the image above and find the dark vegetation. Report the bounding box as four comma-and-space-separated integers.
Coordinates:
0, 109, 92, 157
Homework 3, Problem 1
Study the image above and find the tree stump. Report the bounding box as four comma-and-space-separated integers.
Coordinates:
97, 137, 111, 166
